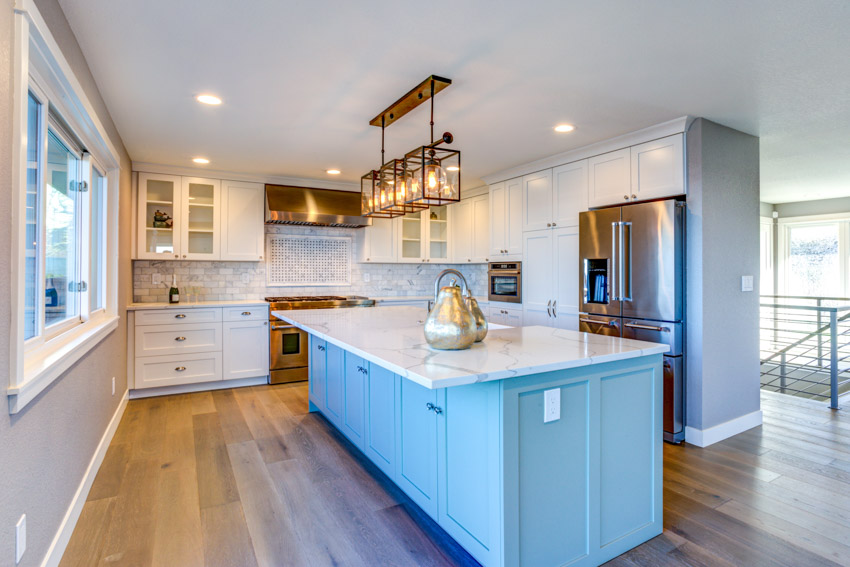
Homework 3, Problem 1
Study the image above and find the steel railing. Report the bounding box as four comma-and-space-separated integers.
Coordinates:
760, 295, 850, 409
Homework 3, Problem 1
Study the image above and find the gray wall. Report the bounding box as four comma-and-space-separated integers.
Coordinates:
773, 196, 850, 218
0, 2, 133, 566
685, 119, 761, 432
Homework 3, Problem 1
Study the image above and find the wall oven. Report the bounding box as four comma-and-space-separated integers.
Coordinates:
488, 262, 522, 304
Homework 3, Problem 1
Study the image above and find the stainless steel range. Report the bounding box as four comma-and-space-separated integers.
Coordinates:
265, 296, 375, 384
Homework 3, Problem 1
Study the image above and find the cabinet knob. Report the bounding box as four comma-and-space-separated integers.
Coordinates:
547, 223, 551, 227
468, 259, 471, 262
259, 255, 263, 259
174, 254, 179, 258
175, 336, 187, 341
175, 366, 186, 372
183, 254, 187, 258
631, 194, 637, 200
552, 222, 556, 226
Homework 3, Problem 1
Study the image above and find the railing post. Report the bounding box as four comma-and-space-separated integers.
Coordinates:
817, 298, 823, 367
780, 352, 787, 393
830, 310, 839, 410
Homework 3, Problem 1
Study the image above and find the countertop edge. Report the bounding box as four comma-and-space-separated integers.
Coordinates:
273, 311, 668, 389
128, 300, 270, 311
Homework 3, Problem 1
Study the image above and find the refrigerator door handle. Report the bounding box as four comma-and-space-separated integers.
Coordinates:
580, 317, 618, 327
611, 222, 618, 301
621, 221, 632, 302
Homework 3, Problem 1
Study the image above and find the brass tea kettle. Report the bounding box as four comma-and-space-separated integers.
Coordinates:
424, 269, 487, 350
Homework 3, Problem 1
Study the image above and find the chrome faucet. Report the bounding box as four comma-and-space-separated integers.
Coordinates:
433, 269, 470, 305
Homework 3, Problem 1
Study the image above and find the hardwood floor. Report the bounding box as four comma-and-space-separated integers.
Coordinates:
60, 386, 850, 567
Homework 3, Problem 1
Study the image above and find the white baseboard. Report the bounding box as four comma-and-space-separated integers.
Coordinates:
129, 376, 269, 399
41, 390, 129, 567
685, 409, 763, 448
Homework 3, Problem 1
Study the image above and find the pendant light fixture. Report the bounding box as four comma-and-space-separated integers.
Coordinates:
361, 75, 460, 216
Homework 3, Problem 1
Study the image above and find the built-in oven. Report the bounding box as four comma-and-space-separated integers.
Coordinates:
269, 322, 309, 384
488, 262, 522, 304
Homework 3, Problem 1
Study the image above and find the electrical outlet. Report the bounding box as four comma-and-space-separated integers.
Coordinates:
741, 275, 754, 292
152, 273, 161, 285
241, 272, 250, 284
112, 377, 115, 396
16, 514, 26, 564
363, 273, 371, 283
544, 388, 560, 423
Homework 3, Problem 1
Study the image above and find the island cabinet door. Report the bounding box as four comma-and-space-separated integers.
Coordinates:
323, 343, 345, 429
341, 352, 367, 450
308, 336, 326, 413
365, 365, 398, 479
396, 379, 439, 519
437, 382, 502, 567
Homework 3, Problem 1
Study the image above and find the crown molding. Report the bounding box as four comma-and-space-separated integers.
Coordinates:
131, 161, 361, 192
481, 116, 695, 185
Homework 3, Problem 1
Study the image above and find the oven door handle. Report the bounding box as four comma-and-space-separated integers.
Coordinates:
489, 270, 521, 275
271, 324, 298, 331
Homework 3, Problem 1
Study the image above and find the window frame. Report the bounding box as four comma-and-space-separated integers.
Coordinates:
777, 212, 850, 298
9, 0, 122, 414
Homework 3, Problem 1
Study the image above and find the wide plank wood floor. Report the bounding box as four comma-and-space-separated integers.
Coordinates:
61, 386, 850, 567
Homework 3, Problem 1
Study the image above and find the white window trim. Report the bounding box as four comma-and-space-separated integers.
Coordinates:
776, 212, 850, 297
9, 0, 121, 414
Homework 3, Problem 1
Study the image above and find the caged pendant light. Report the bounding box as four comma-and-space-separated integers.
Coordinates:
361, 76, 460, 217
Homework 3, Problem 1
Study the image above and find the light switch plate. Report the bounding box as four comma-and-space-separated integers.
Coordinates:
16, 514, 25, 564
741, 275, 754, 292
544, 388, 560, 423
363, 273, 371, 283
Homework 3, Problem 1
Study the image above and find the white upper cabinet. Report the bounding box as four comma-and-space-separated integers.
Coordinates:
137, 173, 183, 260
450, 193, 489, 264
427, 205, 450, 263
136, 173, 265, 261
630, 134, 685, 201
552, 160, 588, 228
357, 216, 397, 263
490, 177, 522, 258
522, 170, 553, 232
588, 148, 631, 208
220, 180, 264, 261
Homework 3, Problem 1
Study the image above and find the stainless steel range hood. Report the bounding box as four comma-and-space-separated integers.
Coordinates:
265, 184, 372, 228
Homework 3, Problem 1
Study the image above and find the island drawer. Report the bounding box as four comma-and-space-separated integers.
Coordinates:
135, 308, 222, 326
134, 352, 222, 389
135, 322, 223, 357
223, 306, 268, 322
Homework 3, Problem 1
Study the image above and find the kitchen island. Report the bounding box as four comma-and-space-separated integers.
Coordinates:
272, 306, 668, 567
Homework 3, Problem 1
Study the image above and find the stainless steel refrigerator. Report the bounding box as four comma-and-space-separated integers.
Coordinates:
578, 198, 685, 443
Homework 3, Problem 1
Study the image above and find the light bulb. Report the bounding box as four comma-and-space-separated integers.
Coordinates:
424, 162, 445, 196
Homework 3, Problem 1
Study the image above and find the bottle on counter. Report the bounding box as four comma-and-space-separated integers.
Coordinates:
169, 275, 180, 304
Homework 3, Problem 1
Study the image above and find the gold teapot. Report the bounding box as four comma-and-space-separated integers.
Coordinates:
424, 269, 487, 350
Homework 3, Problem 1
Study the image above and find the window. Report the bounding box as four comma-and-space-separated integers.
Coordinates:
10, 0, 121, 413
778, 215, 849, 298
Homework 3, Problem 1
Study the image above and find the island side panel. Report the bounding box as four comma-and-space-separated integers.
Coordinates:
501, 354, 663, 567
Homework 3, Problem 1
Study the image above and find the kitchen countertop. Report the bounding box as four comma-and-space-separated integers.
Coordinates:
373, 295, 489, 303
127, 299, 269, 310
272, 306, 668, 389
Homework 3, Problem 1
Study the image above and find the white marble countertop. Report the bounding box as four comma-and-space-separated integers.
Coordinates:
127, 300, 269, 311
272, 306, 669, 389
373, 295, 489, 303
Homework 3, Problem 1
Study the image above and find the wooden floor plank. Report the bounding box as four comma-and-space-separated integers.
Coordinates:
212, 388, 254, 444
189, 390, 216, 415
234, 386, 293, 464
193, 412, 240, 509
58, 498, 115, 567
86, 442, 130, 502
200, 501, 259, 567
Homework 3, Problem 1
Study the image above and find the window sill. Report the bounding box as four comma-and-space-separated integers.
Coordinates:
8, 314, 120, 414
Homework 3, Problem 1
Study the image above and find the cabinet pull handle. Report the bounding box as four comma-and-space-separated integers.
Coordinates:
241, 311, 252, 315
433, 406, 443, 415
426, 402, 435, 411
552, 222, 556, 227
175, 336, 187, 341
547, 300, 552, 317
175, 366, 186, 371
623, 195, 629, 200
552, 300, 557, 318
317, 345, 326, 351
175, 314, 187, 318
631, 194, 637, 200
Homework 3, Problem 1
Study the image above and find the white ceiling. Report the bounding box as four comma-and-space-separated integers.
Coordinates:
59, 0, 850, 204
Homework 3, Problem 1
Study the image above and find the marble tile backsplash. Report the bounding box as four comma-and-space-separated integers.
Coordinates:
133, 225, 488, 303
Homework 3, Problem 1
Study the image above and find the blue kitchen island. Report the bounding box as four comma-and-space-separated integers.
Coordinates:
272, 306, 668, 567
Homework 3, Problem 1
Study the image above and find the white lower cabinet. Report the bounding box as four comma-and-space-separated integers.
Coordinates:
223, 320, 270, 380
131, 304, 269, 390
489, 303, 522, 326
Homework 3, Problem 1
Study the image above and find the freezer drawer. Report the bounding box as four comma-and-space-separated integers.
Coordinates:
621, 319, 682, 356
578, 314, 621, 337
663, 356, 684, 441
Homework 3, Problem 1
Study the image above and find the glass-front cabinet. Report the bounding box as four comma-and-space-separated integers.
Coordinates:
397, 206, 450, 263
138, 173, 181, 259
136, 173, 220, 260
181, 177, 220, 259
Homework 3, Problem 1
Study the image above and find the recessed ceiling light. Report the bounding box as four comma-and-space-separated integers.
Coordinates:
554, 124, 575, 133
446, 166, 460, 171
326, 169, 341, 175
192, 157, 210, 164
196, 94, 222, 105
